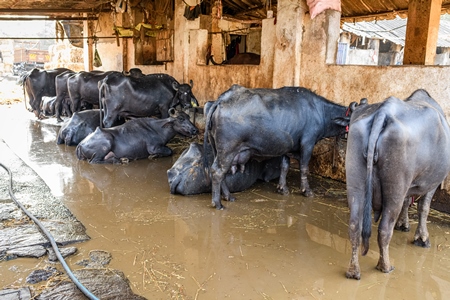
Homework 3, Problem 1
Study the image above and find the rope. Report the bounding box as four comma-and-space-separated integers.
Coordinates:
0, 162, 99, 300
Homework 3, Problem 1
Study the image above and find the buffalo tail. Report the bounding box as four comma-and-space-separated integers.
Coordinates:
362, 112, 385, 255
203, 101, 219, 184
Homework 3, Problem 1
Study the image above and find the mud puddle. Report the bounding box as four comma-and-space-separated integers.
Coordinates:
1, 103, 450, 299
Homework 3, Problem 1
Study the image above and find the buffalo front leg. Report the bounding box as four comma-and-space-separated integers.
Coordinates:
300, 166, 313, 197
276, 155, 290, 195
148, 146, 173, 158
413, 189, 436, 248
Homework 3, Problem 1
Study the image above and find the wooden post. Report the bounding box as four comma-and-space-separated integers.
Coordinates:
403, 0, 442, 65
83, 14, 93, 71
211, 1, 224, 63
123, 37, 128, 72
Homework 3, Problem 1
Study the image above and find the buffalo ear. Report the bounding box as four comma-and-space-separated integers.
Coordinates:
189, 79, 194, 88
172, 81, 179, 91
333, 116, 350, 127
168, 107, 177, 117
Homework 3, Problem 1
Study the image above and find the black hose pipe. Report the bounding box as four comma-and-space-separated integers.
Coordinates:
0, 162, 99, 300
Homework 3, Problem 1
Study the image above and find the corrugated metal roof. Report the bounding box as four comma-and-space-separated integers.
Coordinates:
341, 1, 450, 22
343, 16, 450, 48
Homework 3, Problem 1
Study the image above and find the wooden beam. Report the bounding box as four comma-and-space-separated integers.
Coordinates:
83, 15, 94, 71
403, 0, 442, 65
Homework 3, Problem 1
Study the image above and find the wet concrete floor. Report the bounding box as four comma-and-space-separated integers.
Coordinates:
1, 103, 450, 299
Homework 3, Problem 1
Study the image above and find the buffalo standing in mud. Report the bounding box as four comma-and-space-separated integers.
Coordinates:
54, 70, 76, 122
68, 70, 116, 115
345, 89, 450, 280
76, 108, 198, 164
20, 68, 71, 118
167, 142, 281, 196
204, 84, 353, 209
99, 73, 198, 128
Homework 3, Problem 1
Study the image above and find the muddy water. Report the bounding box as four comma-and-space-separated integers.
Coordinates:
1, 104, 450, 299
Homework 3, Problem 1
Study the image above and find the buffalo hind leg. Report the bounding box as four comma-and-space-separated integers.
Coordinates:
395, 197, 411, 232
211, 153, 235, 209
376, 204, 403, 273
276, 155, 290, 195
221, 181, 236, 202
346, 201, 364, 280
413, 189, 436, 248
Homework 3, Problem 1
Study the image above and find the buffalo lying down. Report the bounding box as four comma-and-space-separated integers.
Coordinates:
204, 84, 353, 209
345, 89, 450, 280
167, 142, 281, 196
57, 109, 124, 146
76, 108, 198, 164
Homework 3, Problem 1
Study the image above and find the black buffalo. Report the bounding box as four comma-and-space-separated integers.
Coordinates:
99, 73, 199, 128
167, 142, 281, 196
345, 89, 450, 280
20, 68, 71, 118
56, 109, 124, 146
76, 108, 198, 164
68, 70, 116, 115
54, 70, 76, 122
204, 84, 353, 209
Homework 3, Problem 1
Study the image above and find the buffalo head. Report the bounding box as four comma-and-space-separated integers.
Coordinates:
163, 108, 199, 137
171, 80, 199, 109
333, 98, 368, 132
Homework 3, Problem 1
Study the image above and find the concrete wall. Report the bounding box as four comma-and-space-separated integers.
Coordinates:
301, 12, 450, 116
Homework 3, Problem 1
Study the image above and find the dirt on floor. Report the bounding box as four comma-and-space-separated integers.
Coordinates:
0, 75, 24, 105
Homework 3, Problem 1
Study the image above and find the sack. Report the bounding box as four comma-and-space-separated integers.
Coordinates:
94, 48, 102, 67
307, 0, 341, 19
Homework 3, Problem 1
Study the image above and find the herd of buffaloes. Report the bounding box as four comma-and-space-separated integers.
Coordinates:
20, 67, 450, 280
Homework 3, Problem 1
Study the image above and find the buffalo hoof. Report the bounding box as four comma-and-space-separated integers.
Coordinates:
224, 195, 236, 202
394, 224, 410, 232
212, 201, 224, 210
413, 238, 430, 248
345, 270, 361, 280
57, 117, 64, 123
302, 189, 314, 197
276, 186, 289, 195
376, 263, 394, 273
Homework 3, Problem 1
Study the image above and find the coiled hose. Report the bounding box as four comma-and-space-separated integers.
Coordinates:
0, 162, 99, 300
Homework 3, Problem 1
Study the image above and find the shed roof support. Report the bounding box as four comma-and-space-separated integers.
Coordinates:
404, 0, 442, 65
